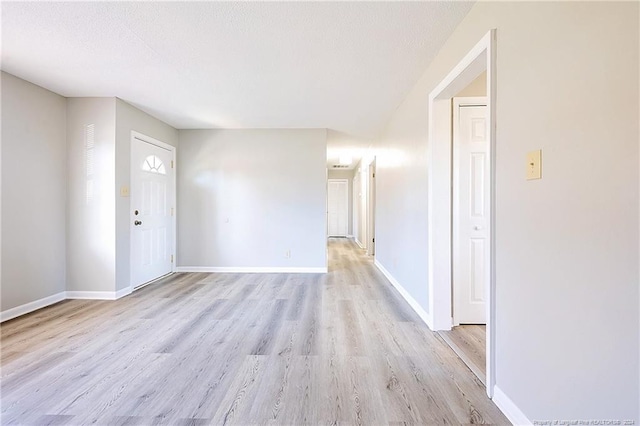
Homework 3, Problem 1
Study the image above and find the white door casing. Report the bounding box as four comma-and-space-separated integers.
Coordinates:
367, 159, 376, 256
453, 99, 489, 325
130, 133, 175, 289
427, 29, 496, 398
327, 179, 348, 237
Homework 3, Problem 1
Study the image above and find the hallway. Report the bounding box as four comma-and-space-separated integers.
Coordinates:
1, 238, 507, 424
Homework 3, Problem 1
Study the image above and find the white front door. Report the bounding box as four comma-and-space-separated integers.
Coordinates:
327, 179, 348, 237
453, 99, 489, 324
131, 135, 174, 288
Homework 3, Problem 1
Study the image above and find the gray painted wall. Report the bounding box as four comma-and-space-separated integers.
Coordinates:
178, 129, 327, 269
373, 1, 639, 420
66, 97, 116, 292
1, 72, 67, 311
115, 99, 178, 291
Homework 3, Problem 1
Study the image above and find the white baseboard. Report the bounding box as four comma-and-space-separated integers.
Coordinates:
0, 291, 66, 322
66, 290, 124, 300
492, 386, 531, 425
374, 259, 434, 330
355, 239, 365, 249
175, 266, 327, 274
115, 287, 132, 299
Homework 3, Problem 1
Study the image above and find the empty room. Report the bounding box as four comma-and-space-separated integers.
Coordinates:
1, 1, 638, 425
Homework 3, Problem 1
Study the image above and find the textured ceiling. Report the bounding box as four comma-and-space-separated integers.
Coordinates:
1, 1, 473, 138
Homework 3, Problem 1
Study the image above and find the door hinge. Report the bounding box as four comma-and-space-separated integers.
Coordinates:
171, 160, 174, 169
373, 173, 375, 178
170, 254, 174, 263
372, 238, 375, 243
170, 207, 174, 216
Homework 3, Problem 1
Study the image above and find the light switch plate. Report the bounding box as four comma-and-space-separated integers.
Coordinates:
120, 186, 130, 197
526, 150, 542, 180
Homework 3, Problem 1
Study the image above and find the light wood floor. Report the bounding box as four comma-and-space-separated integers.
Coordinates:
1, 238, 508, 425
438, 325, 487, 385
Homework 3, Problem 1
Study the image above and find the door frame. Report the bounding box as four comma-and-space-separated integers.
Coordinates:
367, 158, 376, 256
452, 96, 488, 326
427, 29, 496, 397
327, 178, 349, 237
129, 130, 177, 292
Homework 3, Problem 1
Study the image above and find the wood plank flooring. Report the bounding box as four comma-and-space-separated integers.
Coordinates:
438, 325, 487, 385
1, 238, 508, 425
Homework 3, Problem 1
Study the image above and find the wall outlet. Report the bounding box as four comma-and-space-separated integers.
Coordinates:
120, 186, 130, 197
285, 250, 291, 259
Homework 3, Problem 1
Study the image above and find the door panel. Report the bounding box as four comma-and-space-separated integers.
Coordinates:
453, 102, 489, 324
131, 137, 174, 288
328, 180, 348, 237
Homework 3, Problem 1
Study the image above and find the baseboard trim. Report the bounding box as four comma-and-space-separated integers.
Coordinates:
492, 386, 531, 425
66, 291, 123, 300
115, 287, 132, 299
374, 259, 434, 330
0, 291, 67, 322
355, 239, 365, 249
175, 266, 328, 274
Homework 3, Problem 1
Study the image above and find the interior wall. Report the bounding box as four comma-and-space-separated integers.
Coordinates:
1, 72, 67, 312
373, 1, 639, 421
114, 99, 178, 291
455, 70, 487, 97
178, 129, 327, 270
327, 169, 353, 236
66, 97, 117, 293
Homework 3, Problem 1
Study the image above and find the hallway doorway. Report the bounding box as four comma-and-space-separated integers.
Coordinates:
427, 30, 496, 397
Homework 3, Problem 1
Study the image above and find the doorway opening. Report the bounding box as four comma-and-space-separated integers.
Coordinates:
427, 30, 496, 397
440, 94, 488, 384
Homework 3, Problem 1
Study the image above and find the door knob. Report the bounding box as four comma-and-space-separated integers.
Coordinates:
134, 220, 143, 226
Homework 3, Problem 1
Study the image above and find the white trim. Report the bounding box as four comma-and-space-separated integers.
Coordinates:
174, 266, 328, 274
492, 386, 532, 425
346, 234, 354, 238
115, 287, 132, 299
374, 260, 433, 329
367, 158, 376, 256
130, 131, 177, 292
354, 238, 365, 249
0, 288, 135, 322
132, 131, 174, 151
0, 291, 66, 322
66, 291, 125, 300
427, 29, 497, 398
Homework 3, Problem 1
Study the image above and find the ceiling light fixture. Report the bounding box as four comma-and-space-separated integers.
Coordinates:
339, 155, 353, 165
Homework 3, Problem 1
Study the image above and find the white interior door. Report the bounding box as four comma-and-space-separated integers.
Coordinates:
453, 99, 489, 325
131, 135, 174, 288
327, 179, 348, 237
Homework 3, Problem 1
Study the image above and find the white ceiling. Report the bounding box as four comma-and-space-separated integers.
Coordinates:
1, 1, 473, 138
